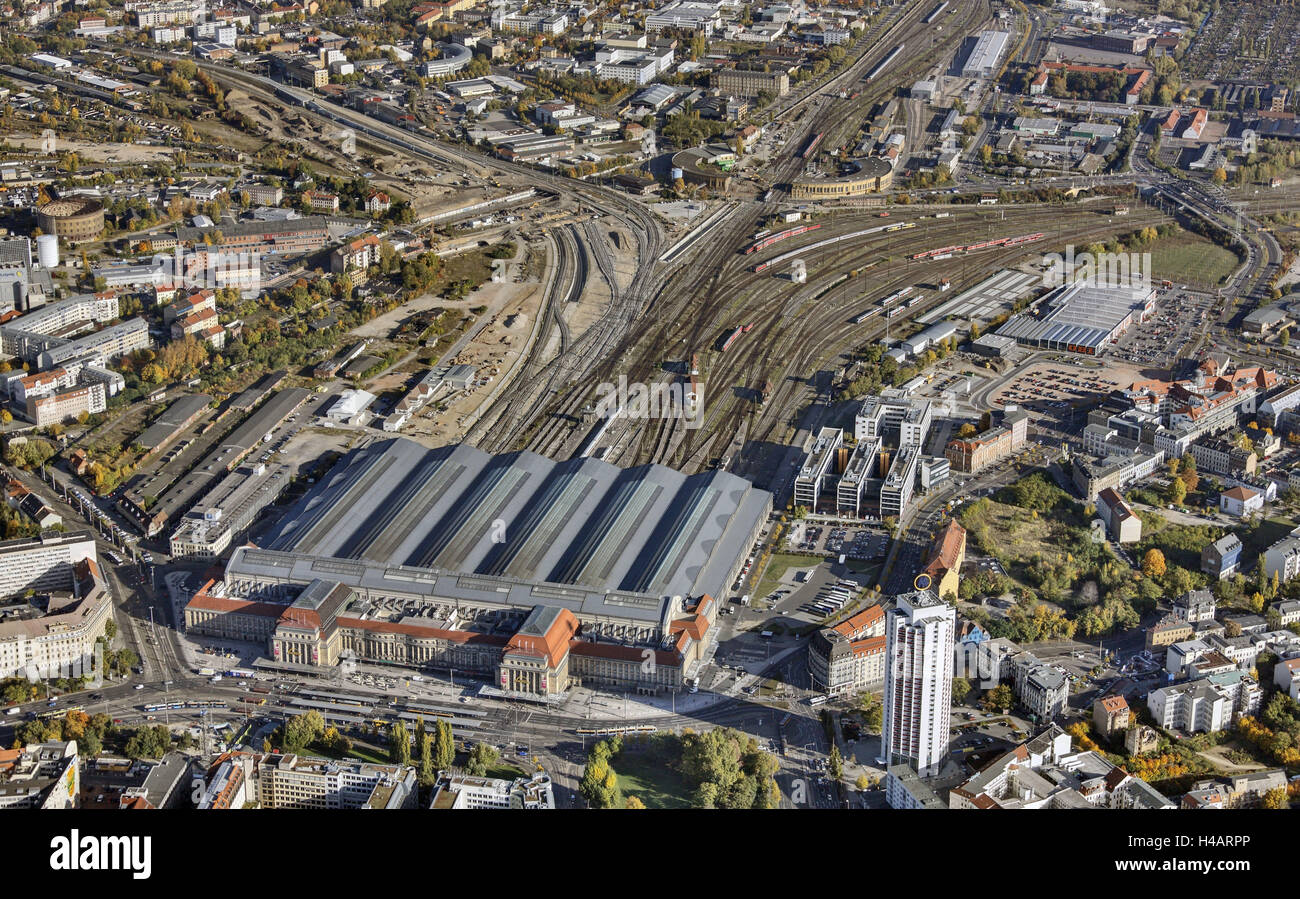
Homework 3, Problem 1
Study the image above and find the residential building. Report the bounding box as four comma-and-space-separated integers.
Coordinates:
1146, 613, 1193, 651
1183, 769, 1288, 809
919, 520, 965, 601
1263, 527, 1300, 583
1148, 672, 1261, 734
25, 381, 107, 427
1274, 657, 1300, 700
1095, 487, 1141, 543
1173, 588, 1216, 624
0, 741, 79, 809
1272, 600, 1300, 628
1190, 436, 1256, 477
948, 725, 1171, 809
1201, 534, 1242, 580
1093, 694, 1130, 738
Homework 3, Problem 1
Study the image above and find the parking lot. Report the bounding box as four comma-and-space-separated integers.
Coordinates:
1112, 288, 1216, 367
788, 523, 889, 561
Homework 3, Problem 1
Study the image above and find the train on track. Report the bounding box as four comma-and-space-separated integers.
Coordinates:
719, 323, 755, 352
910, 232, 1046, 260
745, 223, 822, 256
851, 308, 880, 324
878, 286, 915, 307
800, 132, 824, 159
864, 43, 905, 82
576, 724, 657, 736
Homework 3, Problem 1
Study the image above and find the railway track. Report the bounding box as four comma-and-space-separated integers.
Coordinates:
690, 208, 1177, 482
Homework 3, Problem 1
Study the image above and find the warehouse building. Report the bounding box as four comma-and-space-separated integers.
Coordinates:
996, 282, 1154, 356
961, 30, 1011, 78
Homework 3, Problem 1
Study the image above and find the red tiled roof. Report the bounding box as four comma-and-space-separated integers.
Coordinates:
832, 604, 883, 639
505, 607, 579, 668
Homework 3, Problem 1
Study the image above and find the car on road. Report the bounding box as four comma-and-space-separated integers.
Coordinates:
134, 684, 145, 690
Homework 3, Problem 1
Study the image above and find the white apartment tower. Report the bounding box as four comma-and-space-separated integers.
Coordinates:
880, 589, 954, 776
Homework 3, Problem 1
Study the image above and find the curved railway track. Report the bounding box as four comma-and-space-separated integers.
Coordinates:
582, 203, 1173, 476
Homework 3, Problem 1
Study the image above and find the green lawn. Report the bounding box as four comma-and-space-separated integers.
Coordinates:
1237, 515, 1298, 562
334, 741, 392, 765
753, 551, 820, 599
1145, 234, 1241, 288
485, 762, 530, 780
615, 753, 693, 809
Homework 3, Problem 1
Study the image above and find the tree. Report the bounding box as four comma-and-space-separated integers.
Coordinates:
957, 423, 977, 438
951, 676, 973, 705
433, 719, 455, 770
389, 720, 410, 767
828, 744, 843, 781
1166, 477, 1187, 506
418, 732, 435, 786
1142, 548, 1167, 578
981, 684, 1015, 712
281, 710, 325, 753
625, 795, 646, 809
1262, 786, 1289, 809
855, 773, 872, 791
466, 741, 498, 777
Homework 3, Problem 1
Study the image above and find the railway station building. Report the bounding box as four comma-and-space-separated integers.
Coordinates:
184, 438, 770, 696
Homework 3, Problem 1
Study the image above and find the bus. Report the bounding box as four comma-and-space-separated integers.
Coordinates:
808, 695, 829, 707
760, 630, 774, 639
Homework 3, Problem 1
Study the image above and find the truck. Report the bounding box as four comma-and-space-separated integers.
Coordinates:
197, 667, 216, 677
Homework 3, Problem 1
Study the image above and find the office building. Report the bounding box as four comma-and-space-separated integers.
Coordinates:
807, 605, 886, 696
879, 443, 920, 518
201, 751, 417, 809
429, 770, 555, 809
880, 589, 954, 776
793, 427, 842, 509
855, 395, 932, 448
